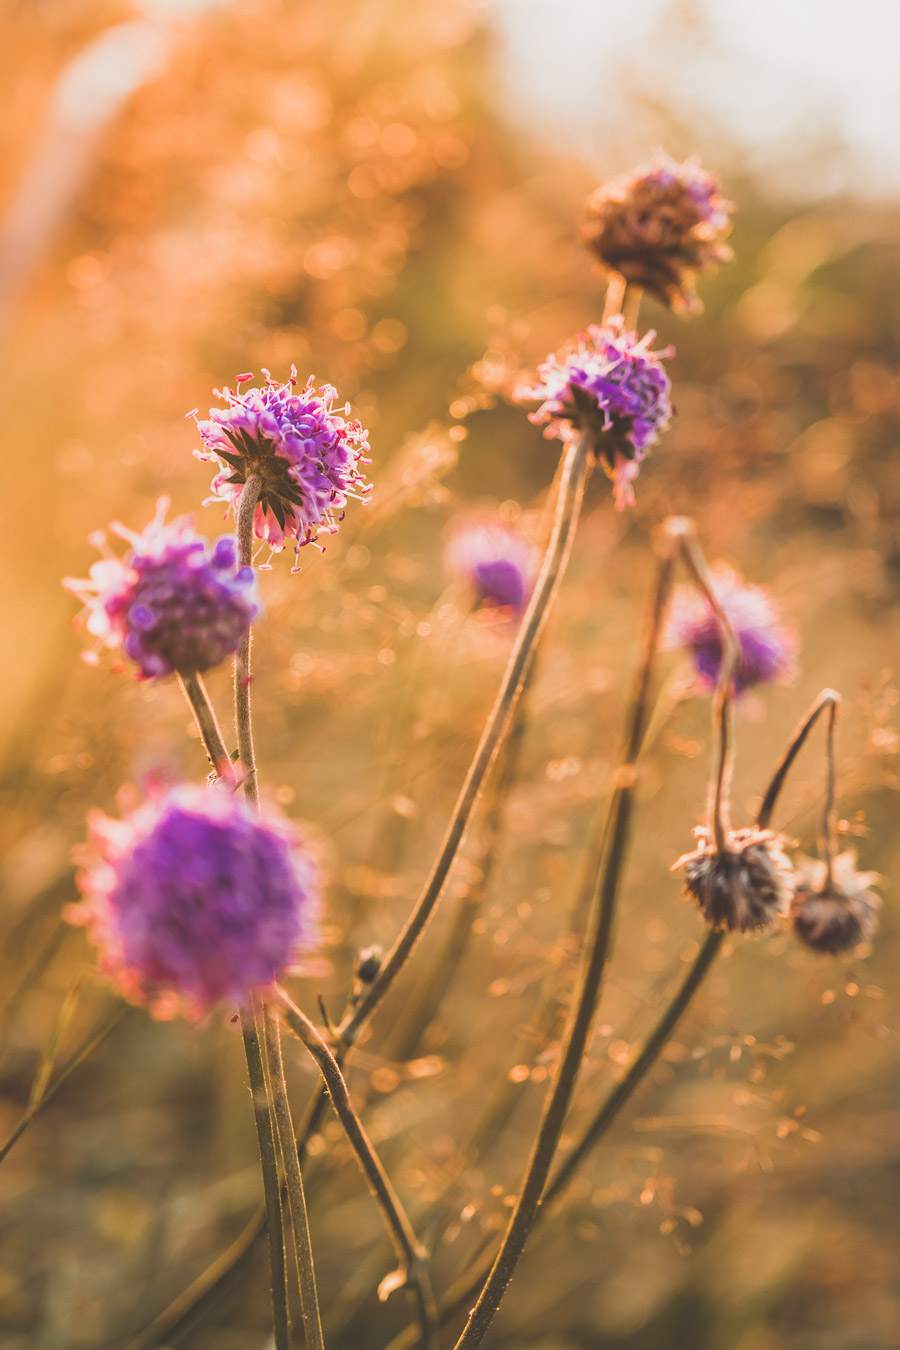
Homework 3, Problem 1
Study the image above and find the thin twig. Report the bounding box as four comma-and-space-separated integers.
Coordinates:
277, 987, 439, 1350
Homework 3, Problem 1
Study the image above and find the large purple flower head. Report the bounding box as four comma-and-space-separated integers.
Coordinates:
520, 318, 673, 508
194, 368, 372, 568
446, 519, 538, 612
69, 783, 319, 1019
581, 151, 734, 311
665, 566, 797, 695
63, 498, 260, 680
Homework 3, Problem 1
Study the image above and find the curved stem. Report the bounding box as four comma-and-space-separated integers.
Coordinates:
235, 473, 263, 808
277, 988, 438, 1350
756, 689, 841, 830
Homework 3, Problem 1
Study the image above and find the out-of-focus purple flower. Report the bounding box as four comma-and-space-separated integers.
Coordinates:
519, 318, 672, 508
582, 151, 734, 311
63, 498, 260, 680
790, 850, 881, 955
673, 825, 794, 933
446, 519, 538, 611
69, 783, 319, 1019
665, 566, 796, 694
194, 368, 371, 568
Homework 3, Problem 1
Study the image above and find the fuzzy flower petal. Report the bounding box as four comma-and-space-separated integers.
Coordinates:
69, 783, 319, 1019
790, 850, 881, 955
63, 499, 260, 680
446, 519, 538, 612
582, 150, 734, 312
665, 565, 796, 695
195, 368, 371, 566
518, 318, 672, 509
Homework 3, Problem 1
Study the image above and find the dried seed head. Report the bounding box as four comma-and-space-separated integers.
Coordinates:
790, 851, 881, 955
355, 944, 383, 984
673, 826, 794, 933
582, 151, 733, 312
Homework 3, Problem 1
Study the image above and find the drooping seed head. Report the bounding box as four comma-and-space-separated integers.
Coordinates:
790, 850, 881, 955
582, 151, 734, 312
194, 368, 371, 567
518, 318, 673, 508
673, 825, 795, 933
69, 783, 320, 1019
665, 565, 796, 695
446, 519, 538, 612
63, 498, 260, 680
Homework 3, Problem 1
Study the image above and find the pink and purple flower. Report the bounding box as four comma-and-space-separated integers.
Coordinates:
446, 520, 538, 612
665, 566, 796, 694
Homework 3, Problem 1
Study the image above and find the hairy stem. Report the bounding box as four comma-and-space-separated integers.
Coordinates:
177, 670, 232, 778
277, 988, 439, 1350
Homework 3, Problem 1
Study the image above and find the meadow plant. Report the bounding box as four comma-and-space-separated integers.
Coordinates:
22, 149, 883, 1350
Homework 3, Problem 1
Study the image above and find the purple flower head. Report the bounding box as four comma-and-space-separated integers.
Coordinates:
582, 151, 734, 311
790, 850, 881, 955
194, 369, 372, 568
446, 519, 538, 612
519, 318, 673, 508
63, 498, 261, 680
665, 566, 797, 695
673, 825, 794, 933
69, 783, 320, 1019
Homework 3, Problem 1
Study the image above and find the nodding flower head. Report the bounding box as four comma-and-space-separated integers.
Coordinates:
194, 369, 372, 568
519, 318, 673, 508
63, 498, 260, 680
673, 825, 794, 933
446, 519, 538, 612
790, 850, 881, 955
69, 783, 319, 1019
665, 566, 796, 695
581, 151, 734, 312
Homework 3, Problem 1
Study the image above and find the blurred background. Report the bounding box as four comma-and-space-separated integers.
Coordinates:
2, 1, 899, 1348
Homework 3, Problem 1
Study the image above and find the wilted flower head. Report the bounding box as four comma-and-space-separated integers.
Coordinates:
194, 368, 371, 567
446, 519, 538, 611
582, 151, 734, 312
69, 783, 319, 1019
666, 566, 796, 694
790, 850, 881, 955
673, 825, 794, 933
63, 498, 260, 680
520, 318, 672, 508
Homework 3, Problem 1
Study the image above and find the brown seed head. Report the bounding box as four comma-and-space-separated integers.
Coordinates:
790, 851, 881, 955
673, 826, 794, 933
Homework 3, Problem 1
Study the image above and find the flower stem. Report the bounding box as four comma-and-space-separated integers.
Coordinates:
277, 987, 439, 1350
622, 284, 644, 331
235, 472, 263, 808
602, 272, 626, 323
177, 671, 233, 779
756, 689, 841, 831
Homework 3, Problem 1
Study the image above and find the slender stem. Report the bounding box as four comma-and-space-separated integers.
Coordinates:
177, 670, 233, 779
240, 1003, 290, 1350
277, 988, 439, 1350
622, 284, 644, 332
265, 1005, 325, 1350
450, 523, 679, 1350
756, 689, 841, 830
601, 272, 626, 323
821, 698, 838, 889
235, 473, 263, 808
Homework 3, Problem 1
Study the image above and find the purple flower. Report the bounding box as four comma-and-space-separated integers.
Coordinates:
520, 319, 672, 508
581, 151, 734, 311
63, 499, 260, 680
790, 851, 881, 955
665, 566, 797, 694
69, 783, 319, 1019
194, 369, 372, 568
673, 825, 794, 933
446, 520, 538, 611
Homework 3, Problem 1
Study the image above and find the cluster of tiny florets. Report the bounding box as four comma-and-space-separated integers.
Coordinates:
673, 826, 794, 933
790, 851, 881, 955
520, 318, 673, 508
666, 566, 797, 694
69, 784, 319, 1019
63, 499, 260, 680
446, 519, 538, 612
582, 151, 734, 312
195, 368, 371, 567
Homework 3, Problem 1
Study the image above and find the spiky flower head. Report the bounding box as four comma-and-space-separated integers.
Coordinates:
69, 783, 319, 1019
446, 519, 538, 612
194, 368, 371, 568
790, 850, 881, 955
582, 151, 734, 312
520, 318, 673, 508
673, 825, 794, 933
63, 498, 260, 680
666, 566, 796, 695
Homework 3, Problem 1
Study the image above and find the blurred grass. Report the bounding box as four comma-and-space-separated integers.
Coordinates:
1, 1, 898, 1348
